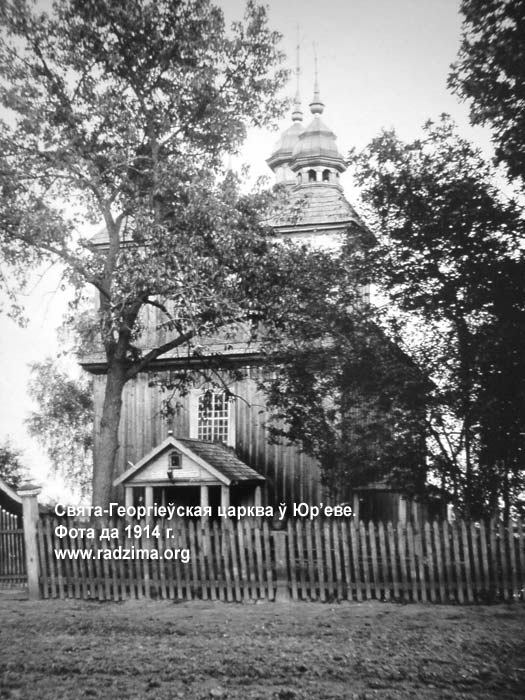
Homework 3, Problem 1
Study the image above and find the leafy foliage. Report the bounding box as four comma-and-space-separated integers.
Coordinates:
450, 0, 525, 184
350, 116, 525, 518
0, 0, 289, 505
259, 235, 428, 500
0, 438, 27, 489
26, 359, 93, 500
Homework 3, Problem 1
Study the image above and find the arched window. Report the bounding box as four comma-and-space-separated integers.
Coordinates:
297, 172, 302, 184
322, 169, 330, 182
308, 169, 317, 182
197, 391, 229, 443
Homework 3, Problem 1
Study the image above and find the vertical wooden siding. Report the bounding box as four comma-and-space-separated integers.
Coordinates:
95, 367, 323, 506
37, 516, 525, 603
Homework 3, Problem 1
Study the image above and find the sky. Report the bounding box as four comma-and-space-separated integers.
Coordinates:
0, 0, 491, 496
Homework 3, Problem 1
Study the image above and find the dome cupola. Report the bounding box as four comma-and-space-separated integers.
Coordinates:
289, 65, 346, 186
266, 43, 306, 185
266, 95, 305, 182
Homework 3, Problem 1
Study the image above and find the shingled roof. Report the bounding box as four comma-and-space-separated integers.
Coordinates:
269, 182, 363, 230
177, 438, 264, 483
114, 434, 264, 487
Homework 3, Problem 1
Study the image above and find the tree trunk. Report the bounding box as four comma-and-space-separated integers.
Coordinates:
92, 360, 127, 507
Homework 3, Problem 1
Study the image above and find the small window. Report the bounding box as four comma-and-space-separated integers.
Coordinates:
308, 169, 317, 182
322, 169, 330, 182
169, 451, 181, 469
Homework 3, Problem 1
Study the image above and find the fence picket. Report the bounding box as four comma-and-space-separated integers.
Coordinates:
378, 522, 389, 601
296, 519, 307, 600
340, 520, 352, 601
360, 522, 371, 600
287, 520, 298, 601
322, 521, 333, 599
442, 520, 453, 602
24, 515, 525, 605
470, 522, 481, 601
397, 525, 409, 601
387, 522, 399, 601
253, 520, 265, 600
332, 520, 343, 600
424, 522, 436, 602
461, 521, 473, 603
406, 522, 418, 602
451, 520, 464, 604
244, 520, 257, 600
368, 521, 380, 600
262, 521, 273, 600
414, 526, 426, 603
517, 521, 525, 590
498, 521, 510, 602
507, 522, 518, 600
212, 519, 224, 601
489, 519, 498, 600
479, 521, 490, 601
305, 520, 316, 600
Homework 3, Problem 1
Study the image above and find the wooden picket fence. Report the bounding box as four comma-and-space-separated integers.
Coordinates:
0, 506, 26, 588
35, 515, 525, 603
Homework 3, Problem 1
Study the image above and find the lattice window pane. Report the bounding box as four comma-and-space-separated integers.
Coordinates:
197, 392, 229, 443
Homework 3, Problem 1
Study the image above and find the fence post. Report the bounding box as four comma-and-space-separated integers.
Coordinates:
272, 528, 290, 602
18, 482, 42, 600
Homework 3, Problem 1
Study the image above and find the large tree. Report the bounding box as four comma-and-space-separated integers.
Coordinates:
259, 236, 428, 501
0, 0, 290, 506
449, 0, 525, 184
351, 116, 525, 519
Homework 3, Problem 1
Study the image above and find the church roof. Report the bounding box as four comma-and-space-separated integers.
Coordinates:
269, 182, 364, 230
290, 114, 346, 173
114, 434, 264, 486
177, 438, 264, 483
266, 120, 305, 171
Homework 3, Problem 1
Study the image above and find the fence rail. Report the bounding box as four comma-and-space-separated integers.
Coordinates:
35, 515, 525, 603
0, 506, 26, 588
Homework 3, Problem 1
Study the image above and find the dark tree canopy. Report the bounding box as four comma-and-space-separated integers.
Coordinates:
450, 0, 525, 183
259, 236, 428, 501
351, 116, 525, 518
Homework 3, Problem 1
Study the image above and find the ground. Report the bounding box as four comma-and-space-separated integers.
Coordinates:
0, 599, 524, 700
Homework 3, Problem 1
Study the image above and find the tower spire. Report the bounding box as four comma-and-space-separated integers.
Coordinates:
309, 44, 324, 115
291, 27, 303, 123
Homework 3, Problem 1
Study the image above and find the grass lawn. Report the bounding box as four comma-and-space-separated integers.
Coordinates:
1, 599, 524, 699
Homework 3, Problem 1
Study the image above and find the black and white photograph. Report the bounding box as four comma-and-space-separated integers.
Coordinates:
0, 0, 524, 698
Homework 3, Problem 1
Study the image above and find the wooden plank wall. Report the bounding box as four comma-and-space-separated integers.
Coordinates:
37, 516, 525, 603
0, 506, 26, 587
95, 367, 323, 507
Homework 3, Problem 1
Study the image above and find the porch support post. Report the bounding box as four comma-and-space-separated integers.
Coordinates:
18, 483, 42, 601
220, 485, 230, 511
125, 487, 133, 510
200, 485, 209, 519
145, 486, 154, 512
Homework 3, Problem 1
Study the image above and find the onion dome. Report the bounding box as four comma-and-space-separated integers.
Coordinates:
266, 94, 305, 175
289, 75, 346, 175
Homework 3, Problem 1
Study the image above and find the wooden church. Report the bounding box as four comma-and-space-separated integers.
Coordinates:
82, 74, 431, 524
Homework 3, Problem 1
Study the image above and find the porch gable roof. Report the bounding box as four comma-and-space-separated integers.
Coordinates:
113, 435, 264, 487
